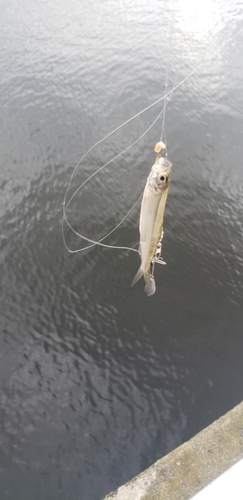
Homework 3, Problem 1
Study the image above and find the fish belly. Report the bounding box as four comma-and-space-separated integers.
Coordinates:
139, 187, 161, 273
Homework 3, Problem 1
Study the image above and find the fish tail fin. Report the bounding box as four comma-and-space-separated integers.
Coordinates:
144, 273, 156, 297
131, 267, 144, 287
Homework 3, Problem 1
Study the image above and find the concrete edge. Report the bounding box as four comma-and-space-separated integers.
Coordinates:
104, 401, 243, 500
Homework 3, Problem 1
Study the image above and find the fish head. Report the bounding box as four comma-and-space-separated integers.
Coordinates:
148, 156, 172, 193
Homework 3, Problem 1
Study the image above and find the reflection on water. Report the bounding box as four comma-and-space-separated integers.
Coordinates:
0, 1, 243, 499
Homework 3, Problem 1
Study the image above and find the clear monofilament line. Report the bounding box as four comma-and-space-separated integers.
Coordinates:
160, 66, 168, 144
160, 81, 168, 144
160, 2, 177, 150
62, 107, 166, 253
62, 192, 142, 254
62, 25, 243, 254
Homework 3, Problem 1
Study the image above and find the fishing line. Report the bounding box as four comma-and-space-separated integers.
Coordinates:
160, 0, 178, 154
161, 71, 179, 157
63, 24, 243, 254
160, 81, 168, 144
63, 192, 143, 254
160, 10, 174, 146
62, 106, 166, 253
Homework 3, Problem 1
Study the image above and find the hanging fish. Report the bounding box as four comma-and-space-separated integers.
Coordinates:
132, 144, 172, 296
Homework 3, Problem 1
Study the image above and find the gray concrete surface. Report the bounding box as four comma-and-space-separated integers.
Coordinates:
104, 401, 243, 500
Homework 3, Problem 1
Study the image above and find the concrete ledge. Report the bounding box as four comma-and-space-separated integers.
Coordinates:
104, 401, 243, 500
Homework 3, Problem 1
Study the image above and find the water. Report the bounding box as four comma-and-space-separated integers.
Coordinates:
0, 1, 243, 499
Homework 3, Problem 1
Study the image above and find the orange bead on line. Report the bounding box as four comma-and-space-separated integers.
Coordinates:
154, 141, 166, 153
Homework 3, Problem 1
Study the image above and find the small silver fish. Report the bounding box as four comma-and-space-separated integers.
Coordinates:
132, 154, 172, 296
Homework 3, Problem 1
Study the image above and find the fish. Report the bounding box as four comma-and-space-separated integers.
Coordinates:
131, 154, 172, 296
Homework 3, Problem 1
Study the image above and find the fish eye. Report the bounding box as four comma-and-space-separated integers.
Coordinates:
160, 175, 165, 181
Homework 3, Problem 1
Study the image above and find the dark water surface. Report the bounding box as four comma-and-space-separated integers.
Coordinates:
1, 1, 243, 499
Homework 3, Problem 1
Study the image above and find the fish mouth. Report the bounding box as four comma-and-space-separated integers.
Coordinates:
156, 156, 173, 169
